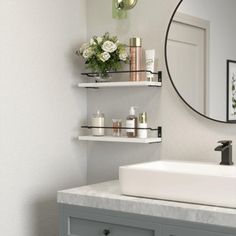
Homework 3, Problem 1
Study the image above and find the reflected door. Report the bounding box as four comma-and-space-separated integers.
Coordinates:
167, 15, 208, 114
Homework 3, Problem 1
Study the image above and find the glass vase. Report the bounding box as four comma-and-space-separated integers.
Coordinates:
95, 73, 112, 82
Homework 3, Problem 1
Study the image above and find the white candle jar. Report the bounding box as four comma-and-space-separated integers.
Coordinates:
92, 111, 105, 136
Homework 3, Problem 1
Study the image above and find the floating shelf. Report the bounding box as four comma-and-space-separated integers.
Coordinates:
78, 136, 162, 144
78, 81, 161, 88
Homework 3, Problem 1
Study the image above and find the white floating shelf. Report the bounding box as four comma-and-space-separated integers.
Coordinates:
78, 136, 161, 144
78, 81, 161, 88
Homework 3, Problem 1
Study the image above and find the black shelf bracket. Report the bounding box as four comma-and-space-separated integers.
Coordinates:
158, 71, 162, 83
157, 126, 162, 138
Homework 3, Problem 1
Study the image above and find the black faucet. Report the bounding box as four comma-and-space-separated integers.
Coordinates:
215, 140, 234, 165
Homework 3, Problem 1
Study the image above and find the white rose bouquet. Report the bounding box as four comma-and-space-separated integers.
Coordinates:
77, 32, 129, 79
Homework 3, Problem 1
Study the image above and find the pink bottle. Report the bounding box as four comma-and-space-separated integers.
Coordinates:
129, 37, 142, 81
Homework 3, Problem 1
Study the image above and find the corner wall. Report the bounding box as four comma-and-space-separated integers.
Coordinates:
0, 0, 87, 235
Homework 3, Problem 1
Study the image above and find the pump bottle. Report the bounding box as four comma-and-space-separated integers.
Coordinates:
126, 106, 138, 137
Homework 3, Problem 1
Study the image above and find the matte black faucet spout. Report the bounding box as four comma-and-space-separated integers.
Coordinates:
215, 140, 234, 166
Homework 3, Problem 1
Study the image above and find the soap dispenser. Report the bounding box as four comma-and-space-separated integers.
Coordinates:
126, 106, 138, 137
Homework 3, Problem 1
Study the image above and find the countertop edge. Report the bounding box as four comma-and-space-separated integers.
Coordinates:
57, 180, 236, 229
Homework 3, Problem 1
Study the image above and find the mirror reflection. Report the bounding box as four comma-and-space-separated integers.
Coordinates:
167, 0, 236, 122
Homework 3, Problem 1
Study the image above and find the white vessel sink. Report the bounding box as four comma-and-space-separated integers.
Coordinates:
119, 160, 236, 208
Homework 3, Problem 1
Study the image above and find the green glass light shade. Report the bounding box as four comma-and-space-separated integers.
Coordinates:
112, 0, 128, 19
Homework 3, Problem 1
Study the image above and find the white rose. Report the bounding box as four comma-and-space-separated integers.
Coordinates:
119, 51, 128, 61
102, 40, 117, 53
99, 52, 110, 62
96, 37, 103, 44
90, 38, 96, 45
82, 47, 93, 59
79, 43, 89, 53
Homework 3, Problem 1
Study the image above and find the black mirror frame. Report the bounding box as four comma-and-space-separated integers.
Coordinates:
164, 0, 232, 124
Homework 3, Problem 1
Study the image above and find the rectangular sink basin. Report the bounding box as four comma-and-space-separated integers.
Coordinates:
119, 160, 236, 208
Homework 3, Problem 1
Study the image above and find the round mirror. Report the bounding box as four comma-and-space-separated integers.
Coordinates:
166, 0, 236, 123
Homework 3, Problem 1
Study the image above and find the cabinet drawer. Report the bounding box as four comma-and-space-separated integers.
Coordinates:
69, 217, 154, 236
163, 225, 234, 236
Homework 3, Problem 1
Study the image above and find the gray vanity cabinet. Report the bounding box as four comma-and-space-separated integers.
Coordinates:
59, 204, 160, 236
59, 204, 236, 236
162, 225, 235, 236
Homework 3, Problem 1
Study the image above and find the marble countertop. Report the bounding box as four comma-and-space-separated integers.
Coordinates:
57, 180, 236, 228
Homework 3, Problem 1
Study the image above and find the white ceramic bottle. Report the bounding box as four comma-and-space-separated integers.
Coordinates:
138, 112, 147, 138
145, 49, 155, 81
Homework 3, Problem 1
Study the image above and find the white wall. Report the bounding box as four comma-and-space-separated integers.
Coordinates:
86, 0, 236, 184
0, 0, 87, 235
178, 0, 236, 121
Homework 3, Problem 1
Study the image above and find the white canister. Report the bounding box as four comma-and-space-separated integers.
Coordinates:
92, 110, 105, 136
138, 112, 148, 138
